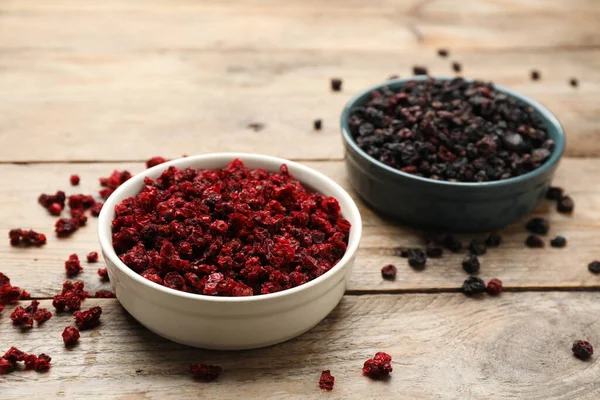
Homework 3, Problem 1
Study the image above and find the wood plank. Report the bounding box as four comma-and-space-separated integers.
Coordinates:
0, 159, 598, 296
1, 0, 599, 52
1, 293, 600, 399
0, 50, 598, 162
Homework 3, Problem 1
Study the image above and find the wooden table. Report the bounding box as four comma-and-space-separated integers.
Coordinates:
1, 1, 599, 398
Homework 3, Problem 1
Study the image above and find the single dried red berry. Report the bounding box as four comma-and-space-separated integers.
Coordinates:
68, 194, 95, 210
87, 251, 99, 263
65, 254, 83, 277
319, 370, 335, 391
3, 347, 26, 364
70, 208, 88, 226
572, 340, 593, 360
99, 170, 132, 200
24, 354, 37, 369
34, 353, 51, 371
330, 78, 342, 92
486, 278, 503, 295
97, 268, 109, 281
70, 174, 80, 186
55, 218, 79, 237
52, 294, 67, 311
38, 191, 66, 208
189, 363, 222, 381
73, 306, 102, 330
0, 357, 13, 374
381, 264, 397, 280
8, 229, 47, 247
146, 156, 169, 168
557, 196, 574, 213
526, 217, 549, 235
525, 235, 544, 248
48, 203, 63, 216
94, 290, 115, 298
33, 308, 53, 324
20, 290, 31, 300
363, 352, 393, 379
10, 306, 33, 327
90, 202, 104, 217
62, 326, 80, 346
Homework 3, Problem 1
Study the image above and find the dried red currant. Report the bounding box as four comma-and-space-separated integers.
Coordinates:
381, 264, 397, 280
572, 340, 593, 360
363, 352, 392, 379
62, 326, 80, 346
97, 268, 109, 281
55, 218, 80, 237
8, 229, 47, 247
34, 353, 51, 371
319, 370, 335, 390
65, 254, 83, 277
3, 347, 26, 364
87, 251, 99, 263
94, 290, 115, 298
73, 306, 102, 330
48, 203, 63, 216
70, 174, 80, 186
146, 156, 169, 168
91, 202, 104, 217
33, 308, 53, 324
189, 363, 222, 381
486, 278, 503, 295
10, 306, 33, 327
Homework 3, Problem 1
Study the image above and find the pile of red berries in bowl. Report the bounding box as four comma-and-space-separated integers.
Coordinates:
98, 153, 362, 349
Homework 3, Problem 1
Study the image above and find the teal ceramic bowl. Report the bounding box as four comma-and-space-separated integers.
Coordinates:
340, 76, 565, 232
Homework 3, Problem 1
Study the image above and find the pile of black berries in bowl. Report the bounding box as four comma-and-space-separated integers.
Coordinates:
340, 76, 565, 231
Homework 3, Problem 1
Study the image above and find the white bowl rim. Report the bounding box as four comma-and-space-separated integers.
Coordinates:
98, 152, 362, 303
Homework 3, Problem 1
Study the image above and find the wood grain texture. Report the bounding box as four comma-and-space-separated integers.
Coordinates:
1, 293, 600, 399
1, 158, 598, 296
0, 49, 598, 161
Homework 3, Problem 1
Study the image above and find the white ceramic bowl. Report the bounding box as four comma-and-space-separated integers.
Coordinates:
98, 153, 362, 350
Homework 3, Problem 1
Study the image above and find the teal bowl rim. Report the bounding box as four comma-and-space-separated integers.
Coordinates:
340, 76, 566, 188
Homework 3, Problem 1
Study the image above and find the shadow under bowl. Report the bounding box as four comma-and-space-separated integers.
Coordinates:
340, 76, 565, 232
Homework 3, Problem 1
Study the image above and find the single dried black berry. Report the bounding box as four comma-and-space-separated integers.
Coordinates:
247, 122, 265, 132
443, 235, 462, 252
530, 70, 540, 81
588, 261, 600, 274
525, 217, 549, 235
331, 78, 342, 92
525, 235, 544, 248
557, 196, 574, 213
469, 239, 487, 256
461, 276, 486, 296
546, 186, 563, 200
381, 264, 397, 280
394, 247, 410, 258
451, 62, 462, 73
412, 66, 428, 75
425, 245, 443, 258
313, 119, 322, 130
485, 233, 502, 247
407, 248, 427, 269
462, 254, 480, 274
550, 236, 566, 248
569, 78, 579, 88
437, 49, 449, 58
572, 340, 593, 360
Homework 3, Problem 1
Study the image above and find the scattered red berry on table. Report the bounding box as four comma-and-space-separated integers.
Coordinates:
146, 156, 169, 168
65, 254, 83, 277
95, 290, 115, 298
70, 174, 80, 186
9, 229, 47, 247
10, 306, 33, 327
318, 370, 335, 390
363, 352, 393, 379
572, 340, 593, 360
68, 194, 95, 210
97, 268, 109, 281
52, 280, 89, 312
0, 273, 23, 304
55, 218, 80, 237
62, 326, 80, 346
486, 278, 503, 296
0, 357, 14, 374
381, 264, 397, 280
33, 308, 53, 324
48, 202, 63, 216
20, 290, 31, 300
38, 191, 66, 209
73, 306, 102, 330
99, 170, 132, 199
87, 251, 99, 263
91, 202, 104, 217
3, 347, 26, 364
189, 363, 222, 381
34, 353, 51, 371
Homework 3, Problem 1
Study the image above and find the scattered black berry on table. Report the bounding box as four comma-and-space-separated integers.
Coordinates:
443, 235, 463, 252
469, 239, 487, 256
525, 235, 545, 248
572, 340, 593, 360
331, 78, 343, 92
412, 66, 428, 75
461, 276, 486, 296
425, 245, 443, 258
557, 196, 574, 213
530, 70, 540, 81
452, 62, 462, 73
408, 248, 427, 269
546, 186, 563, 200
485, 233, 502, 247
381, 264, 398, 280
462, 254, 480, 274
246, 122, 265, 132
588, 261, 600, 274
313, 119, 322, 131
569, 78, 579, 88
550, 236, 567, 248
437, 49, 449, 58
526, 217, 549, 235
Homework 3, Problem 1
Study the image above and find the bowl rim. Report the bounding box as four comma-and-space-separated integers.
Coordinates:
340, 75, 566, 188
97, 152, 362, 303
